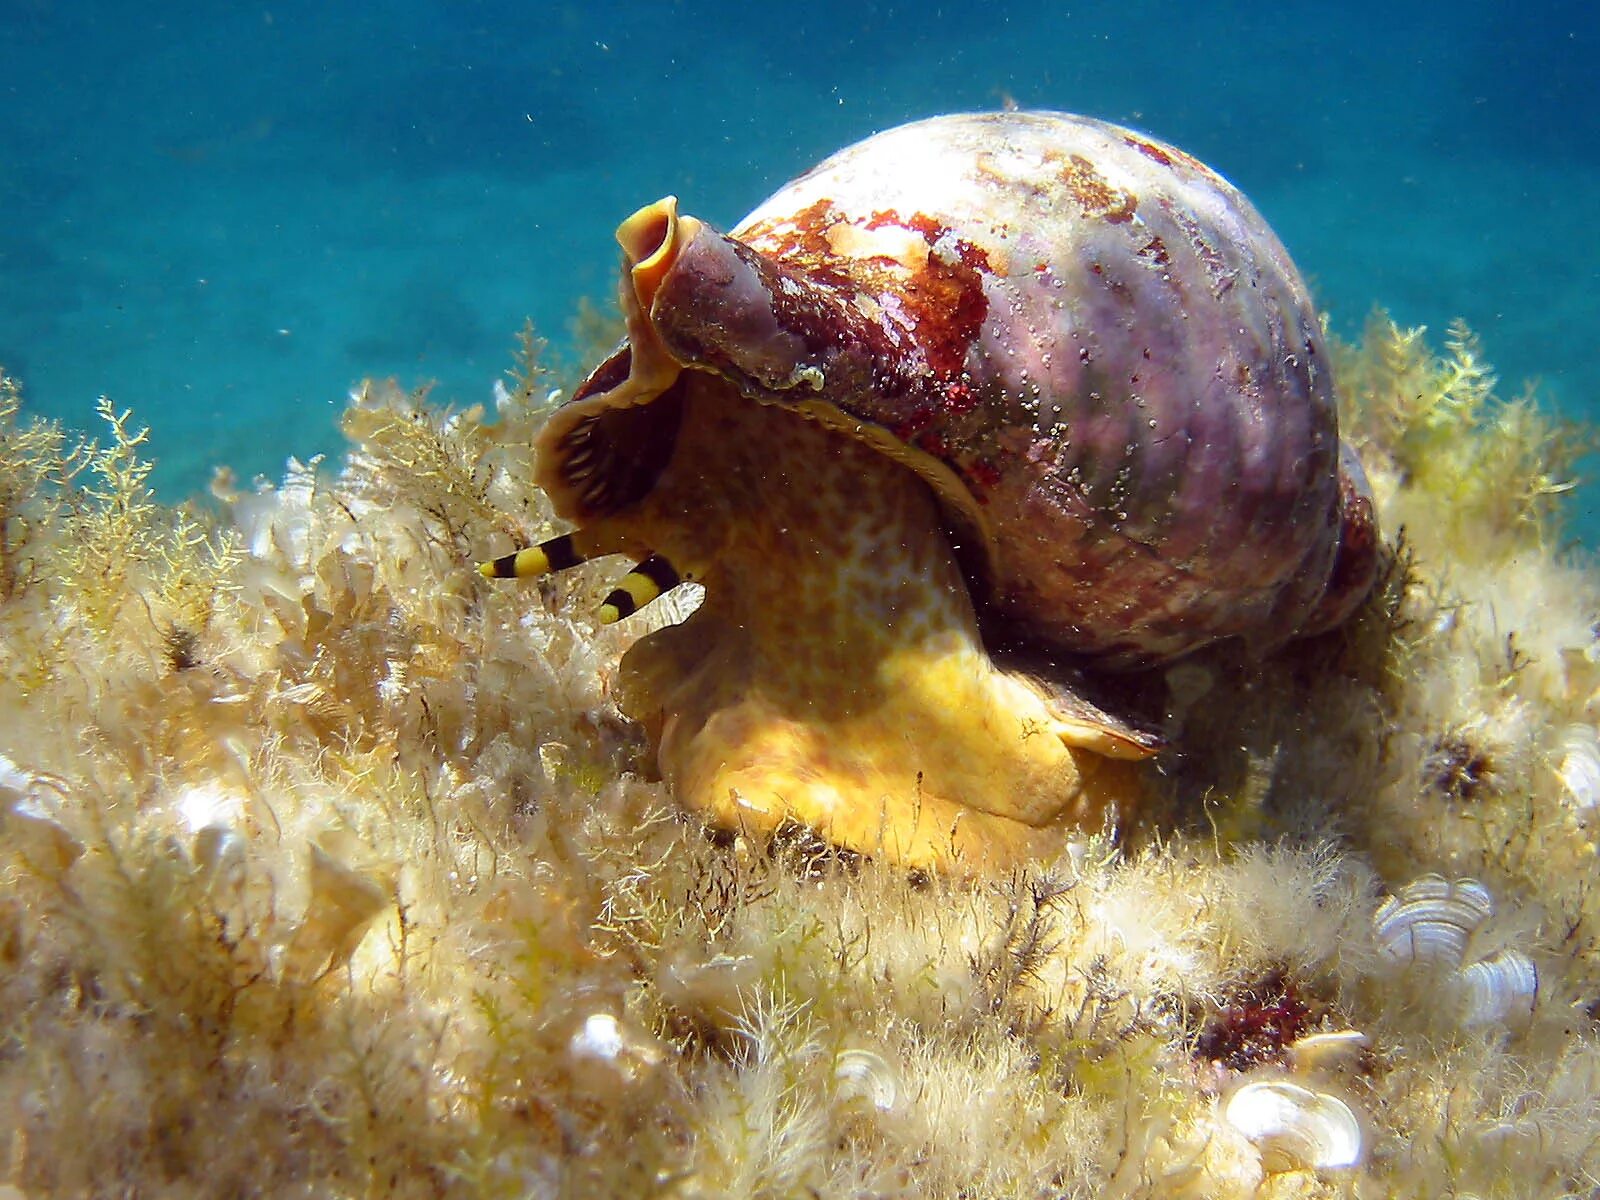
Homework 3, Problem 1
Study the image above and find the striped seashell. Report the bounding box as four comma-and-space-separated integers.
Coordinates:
1222, 1079, 1364, 1172
1373, 875, 1495, 969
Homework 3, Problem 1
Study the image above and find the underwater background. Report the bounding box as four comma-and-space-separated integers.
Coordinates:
10, 5, 1600, 1195
3, 0, 1597, 531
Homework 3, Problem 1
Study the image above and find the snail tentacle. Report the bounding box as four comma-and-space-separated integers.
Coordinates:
598, 553, 685, 624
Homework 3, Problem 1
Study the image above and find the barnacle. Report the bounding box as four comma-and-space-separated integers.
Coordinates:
1424, 729, 1497, 802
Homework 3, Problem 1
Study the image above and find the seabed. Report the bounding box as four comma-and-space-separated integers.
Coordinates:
1, 312, 1598, 1198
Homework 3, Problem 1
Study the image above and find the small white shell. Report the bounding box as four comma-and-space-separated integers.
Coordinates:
570, 1013, 632, 1063
833, 1048, 898, 1114
284, 845, 388, 978
1555, 724, 1600, 811
191, 823, 246, 885
567, 1011, 664, 1089
656, 951, 760, 1029
1373, 875, 1494, 969
1286, 1030, 1370, 1074
1458, 948, 1539, 1027
0, 753, 82, 875
1222, 1080, 1364, 1172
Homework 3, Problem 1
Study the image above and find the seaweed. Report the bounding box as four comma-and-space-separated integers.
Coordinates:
1337, 310, 1595, 551
1, 314, 1599, 1197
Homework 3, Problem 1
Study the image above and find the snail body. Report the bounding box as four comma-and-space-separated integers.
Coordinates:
484, 112, 1378, 869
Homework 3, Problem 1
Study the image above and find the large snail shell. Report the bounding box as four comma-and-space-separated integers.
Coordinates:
544, 113, 1369, 668
507, 113, 1383, 868
544, 112, 1382, 668
542, 111, 1377, 666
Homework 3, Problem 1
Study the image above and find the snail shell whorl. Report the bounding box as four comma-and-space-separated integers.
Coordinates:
549, 112, 1379, 666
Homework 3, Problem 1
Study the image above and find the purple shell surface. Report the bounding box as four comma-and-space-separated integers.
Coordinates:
549, 111, 1378, 665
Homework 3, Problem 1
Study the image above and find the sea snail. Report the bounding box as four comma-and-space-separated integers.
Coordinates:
481, 111, 1379, 870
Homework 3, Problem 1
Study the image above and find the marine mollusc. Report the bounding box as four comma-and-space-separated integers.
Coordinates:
482, 111, 1379, 870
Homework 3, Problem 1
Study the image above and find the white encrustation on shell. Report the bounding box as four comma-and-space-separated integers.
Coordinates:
1458, 948, 1539, 1027
1221, 1079, 1365, 1172
832, 1048, 899, 1114
1372, 875, 1495, 969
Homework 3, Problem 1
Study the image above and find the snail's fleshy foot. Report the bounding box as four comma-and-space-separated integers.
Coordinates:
616, 589, 1150, 873
556, 378, 1155, 872
629, 658, 1146, 872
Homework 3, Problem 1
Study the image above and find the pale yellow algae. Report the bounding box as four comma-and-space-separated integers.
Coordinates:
1, 312, 1599, 1198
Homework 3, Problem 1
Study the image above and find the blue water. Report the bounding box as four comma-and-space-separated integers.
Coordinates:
4, 1, 1597, 535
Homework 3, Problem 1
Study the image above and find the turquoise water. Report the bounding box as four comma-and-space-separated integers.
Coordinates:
3, 2, 1596, 533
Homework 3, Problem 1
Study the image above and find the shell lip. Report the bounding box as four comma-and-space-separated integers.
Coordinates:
537, 348, 1002, 614
534, 347, 687, 523
537, 203, 1005, 605
642, 215, 1005, 604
